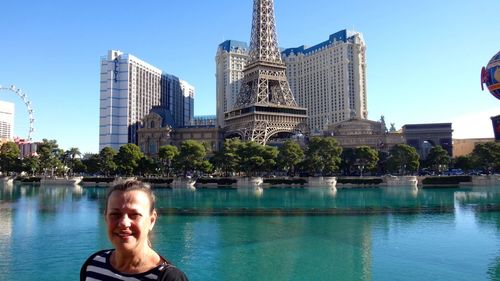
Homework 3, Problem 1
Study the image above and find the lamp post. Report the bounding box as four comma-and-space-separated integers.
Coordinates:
359, 164, 365, 177
355, 159, 366, 177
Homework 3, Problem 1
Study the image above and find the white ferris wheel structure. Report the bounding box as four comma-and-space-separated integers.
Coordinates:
0, 85, 35, 141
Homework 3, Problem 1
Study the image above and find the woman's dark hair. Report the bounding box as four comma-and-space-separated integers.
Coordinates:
104, 180, 156, 214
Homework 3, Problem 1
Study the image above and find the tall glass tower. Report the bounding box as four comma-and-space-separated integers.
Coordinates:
99, 50, 194, 151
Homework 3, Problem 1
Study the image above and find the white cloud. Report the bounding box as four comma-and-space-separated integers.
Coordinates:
451, 108, 498, 139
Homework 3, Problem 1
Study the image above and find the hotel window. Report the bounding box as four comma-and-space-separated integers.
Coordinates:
149, 141, 157, 154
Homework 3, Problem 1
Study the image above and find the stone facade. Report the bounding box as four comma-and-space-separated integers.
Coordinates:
453, 138, 494, 157
137, 111, 173, 158
402, 123, 453, 159
324, 118, 404, 152
170, 127, 223, 155
138, 109, 222, 157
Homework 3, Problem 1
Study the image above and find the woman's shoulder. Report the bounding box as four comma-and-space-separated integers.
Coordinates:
81, 249, 188, 281
82, 249, 112, 265
87, 249, 112, 258
80, 249, 113, 281
159, 264, 189, 281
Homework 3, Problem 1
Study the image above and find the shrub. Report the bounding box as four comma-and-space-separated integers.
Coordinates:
336, 178, 383, 185
17, 177, 41, 183
81, 177, 115, 183
140, 178, 174, 184
263, 178, 307, 185
196, 178, 237, 185
421, 176, 471, 185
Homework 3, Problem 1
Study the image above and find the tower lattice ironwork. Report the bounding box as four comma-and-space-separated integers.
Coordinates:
224, 0, 308, 144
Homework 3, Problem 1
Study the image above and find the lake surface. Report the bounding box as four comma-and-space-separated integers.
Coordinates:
0, 183, 500, 281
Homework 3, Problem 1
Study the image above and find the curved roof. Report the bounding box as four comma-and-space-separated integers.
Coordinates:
149, 106, 177, 128
327, 118, 385, 136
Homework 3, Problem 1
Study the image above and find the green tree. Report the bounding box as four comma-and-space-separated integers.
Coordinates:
470, 142, 500, 173
66, 147, 81, 160
340, 148, 357, 175
425, 145, 451, 173
37, 139, 64, 176
158, 145, 179, 176
340, 146, 379, 176
22, 156, 40, 176
237, 141, 277, 176
99, 147, 117, 176
453, 155, 473, 171
82, 153, 100, 175
386, 144, 420, 175
211, 138, 241, 176
353, 146, 379, 176
303, 137, 342, 175
376, 151, 390, 175
198, 159, 214, 175
114, 144, 144, 175
71, 159, 86, 174
62, 147, 82, 175
174, 140, 207, 177
261, 145, 278, 174
137, 156, 158, 176
277, 140, 304, 176
0, 141, 21, 174
210, 151, 224, 176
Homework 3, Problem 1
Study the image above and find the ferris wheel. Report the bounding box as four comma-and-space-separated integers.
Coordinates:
0, 85, 35, 141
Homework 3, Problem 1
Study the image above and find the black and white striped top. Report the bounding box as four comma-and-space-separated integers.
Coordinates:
80, 249, 188, 281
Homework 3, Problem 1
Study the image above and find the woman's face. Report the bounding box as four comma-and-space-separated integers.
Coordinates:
105, 190, 157, 252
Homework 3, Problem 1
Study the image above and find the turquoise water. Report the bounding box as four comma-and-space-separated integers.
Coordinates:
1, 184, 500, 281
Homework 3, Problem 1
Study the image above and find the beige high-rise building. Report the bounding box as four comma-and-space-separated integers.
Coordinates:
215, 29, 367, 133
215, 40, 249, 127
282, 30, 367, 133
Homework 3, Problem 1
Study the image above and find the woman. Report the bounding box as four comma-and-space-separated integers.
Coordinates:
81, 180, 188, 281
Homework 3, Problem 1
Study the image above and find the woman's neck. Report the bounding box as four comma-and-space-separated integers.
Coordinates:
111, 247, 160, 274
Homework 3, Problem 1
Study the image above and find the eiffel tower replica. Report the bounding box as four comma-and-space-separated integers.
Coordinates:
224, 0, 308, 145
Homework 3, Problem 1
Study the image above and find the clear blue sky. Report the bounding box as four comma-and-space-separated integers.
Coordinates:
1, 0, 498, 154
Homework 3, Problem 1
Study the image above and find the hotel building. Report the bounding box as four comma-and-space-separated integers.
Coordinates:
215, 40, 249, 127
99, 50, 194, 151
0, 100, 14, 140
215, 29, 367, 133
180, 80, 195, 127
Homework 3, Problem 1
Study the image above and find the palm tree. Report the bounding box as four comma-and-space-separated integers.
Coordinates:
63, 147, 82, 175
67, 147, 81, 160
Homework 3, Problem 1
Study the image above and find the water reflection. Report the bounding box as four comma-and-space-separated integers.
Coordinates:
237, 186, 263, 198
482, 214, 500, 281
161, 213, 375, 280
0, 182, 14, 202
0, 208, 12, 279
473, 200, 500, 281
146, 185, 500, 216
0, 184, 499, 280
307, 186, 337, 198
384, 185, 419, 198
3, 184, 500, 215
